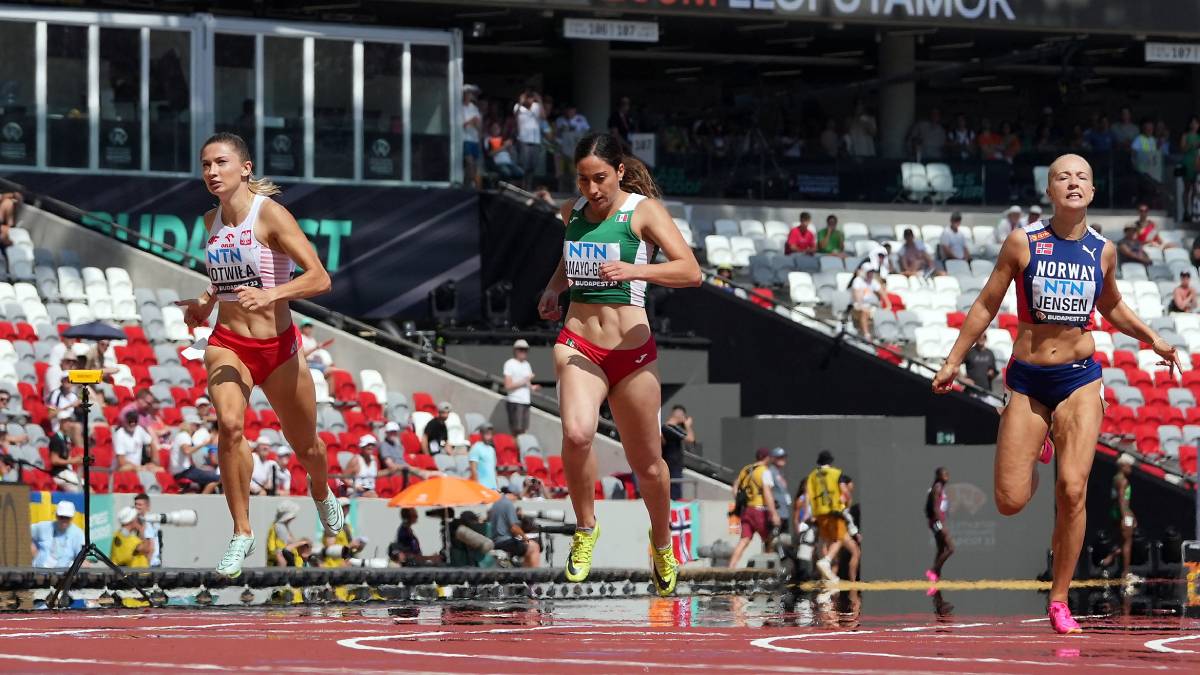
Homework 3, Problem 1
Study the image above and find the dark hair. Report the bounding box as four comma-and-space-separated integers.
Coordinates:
573, 132, 661, 199
401, 507, 417, 521
134, 493, 150, 502
201, 132, 281, 196
799, 211, 811, 221
817, 449, 834, 465
672, 404, 688, 415
935, 466, 947, 481
124, 412, 139, 424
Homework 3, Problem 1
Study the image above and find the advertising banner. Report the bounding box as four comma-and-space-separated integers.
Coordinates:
4, 172, 481, 319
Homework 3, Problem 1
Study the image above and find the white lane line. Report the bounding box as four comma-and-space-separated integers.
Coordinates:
1144, 634, 1200, 654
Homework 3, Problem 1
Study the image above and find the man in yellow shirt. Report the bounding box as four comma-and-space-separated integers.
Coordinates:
110, 506, 152, 568
805, 450, 859, 582
727, 447, 781, 568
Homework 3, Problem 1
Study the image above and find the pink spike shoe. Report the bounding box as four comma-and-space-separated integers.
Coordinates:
925, 569, 939, 583
1048, 600, 1082, 634
1039, 435, 1055, 464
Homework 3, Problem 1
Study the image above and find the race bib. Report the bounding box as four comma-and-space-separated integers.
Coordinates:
1031, 276, 1096, 325
564, 241, 620, 288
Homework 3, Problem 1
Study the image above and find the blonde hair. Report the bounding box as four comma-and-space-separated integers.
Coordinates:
202, 132, 282, 197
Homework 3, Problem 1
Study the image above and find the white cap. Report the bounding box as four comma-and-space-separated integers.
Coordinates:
1029, 204, 1043, 214
55, 501, 76, 518
71, 343, 91, 357
438, 401, 452, 412
276, 444, 293, 456
384, 421, 401, 433
117, 506, 138, 526
276, 500, 300, 523
513, 339, 530, 349
358, 433, 379, 448
195, 396, 210, 406
1117, 453, 1136, 467
1006, 205, 1022, 215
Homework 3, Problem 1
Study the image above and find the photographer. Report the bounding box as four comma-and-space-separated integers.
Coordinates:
449, 510, 492, 567
321, 497, 365, 568
661, 405, 695, 500
267, 501, 311, 567
133, 493, 160, 567
487, 489, 541, 568
110, 506, 152, 569
389, 507, 441, 566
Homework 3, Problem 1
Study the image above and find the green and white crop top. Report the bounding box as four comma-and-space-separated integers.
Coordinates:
563, 194, 654, 307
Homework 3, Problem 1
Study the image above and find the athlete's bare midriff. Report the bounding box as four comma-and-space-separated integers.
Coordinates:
215, 300, 293, 340
1012, 321, 1097, 366
564, 303, 651, 350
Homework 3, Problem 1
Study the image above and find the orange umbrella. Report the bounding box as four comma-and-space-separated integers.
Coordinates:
387, 475, 501, 508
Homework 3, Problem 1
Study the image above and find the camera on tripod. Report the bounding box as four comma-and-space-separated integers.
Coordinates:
144, 510, 198, 527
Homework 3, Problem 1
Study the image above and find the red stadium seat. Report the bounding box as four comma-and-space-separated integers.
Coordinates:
15, 322, 36, 342
155, 472, 180, 494
1112, 350, 1136, 369
547, 455, 565, 488
749, 287, 773, 309
342, 410, 369, 437
411, 392, 437, 415
112, 385, 135, 407
318, 430, 338, 452
20, 470, 53, 492
1126, 369, 1151, 388
594, 480, 605, 499
0, 322, 15, 341
399, 430, 421, 454
887, 293, 905, 310
1180, 445, 1198, 476
1153, 371, 1179, 389
22, 374, 42, 401
946, 311, 965, 328
1093, 352, 1110, 367
357, 392, 384, 423
375, 475, 400, 499
158, 449, 170, 469
258, 408, 280, 431
113, 472, 144, 493
1136, 435, 1161, 456
289, 465, 309, 496
123, 326, 147, 343
89, 472, 111, 494
1165, 406, 1187, 426
243, 408, 262, 440
339, 432, 359, 453
1142, 386, 1169, 407
524, 455, 549, 482
1137, 404, 1167, 425
91, 444, 114, 470
327, 369, 357, 402
171, 387, 194, 408
161, 407, 182, 426
998, 313, 1019, 330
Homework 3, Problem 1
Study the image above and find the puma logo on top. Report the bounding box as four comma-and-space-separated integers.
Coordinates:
1081, 245, 1096, 262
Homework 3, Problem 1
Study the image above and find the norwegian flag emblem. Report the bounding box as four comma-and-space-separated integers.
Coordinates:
669, 502, 694, 565
1035, 242, 1054, 256
616, 212, 630, 223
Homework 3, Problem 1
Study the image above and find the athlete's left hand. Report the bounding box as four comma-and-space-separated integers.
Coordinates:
233, 285, 273, 311
1151, 337, 1182, 378
598, 261, 638, 282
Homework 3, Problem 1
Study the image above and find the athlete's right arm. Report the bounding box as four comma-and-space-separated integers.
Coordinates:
176, 209, 219, 329
932, 229, 1026, 393
537, 201, 573, 321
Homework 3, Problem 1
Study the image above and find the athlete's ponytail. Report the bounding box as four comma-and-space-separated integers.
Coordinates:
574, 131, 660, 199
202, 131, 283, 197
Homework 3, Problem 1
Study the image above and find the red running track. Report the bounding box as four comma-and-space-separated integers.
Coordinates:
2, 607, 1198, 673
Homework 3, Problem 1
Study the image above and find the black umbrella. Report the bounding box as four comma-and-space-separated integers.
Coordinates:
62, 321, 127, 341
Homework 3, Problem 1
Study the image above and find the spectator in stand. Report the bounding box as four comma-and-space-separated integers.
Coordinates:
844, 101, 877, 158
1112, 107, 1139, 151
485, 122, 523, 180
660, 405, 694, 500
851, 266, 889, 338
899, 228, 936, 278
46, 425, 82, 493
113, 411, 161, 472
977, 118, 1004, 160
962, 334, 998, 391
487, 489, 541, 567
1191, 234, 1200, 267
467, 422, 498, 489
110, 506, 152, 568
249, 439, 288, 496
999, 121, 1022, 162
1026, 204, 1043, 226
503, 339, 538, 435
169, 416, 219, 494
947, 114, 977, 159
378, 422, 405, 474
1132, 118, 1163, 182
712, 263, 735, 291
194, 396, 216, 426
608, 96, 637, 147
82, 339, 119, 378
555, 103, 590, 190
0, 191, 20, 249
820, 119, 841, 158
996, 205, 1023, 243
462, 85, 483, 190
938, 212, 972, 265
30, 501, 84, 568
1132, 203, 1174, 248
1085, 114, 1114, 154
868, 245, 892, 278
46, 374, 83, 448
120, 389, 162, 433
908, 108, 946, 160
1170, 270, 1197, 313
43, 354, 78, 398
343, 434, 380, 498
1156, 119, 1173, 155
299, 321, 334, 373
786, 212, 817, 255
1068, 124, 1090, 153
1182, 116, 1200, 193
514, 89, 545, 188
47, 336, 77, 374
1033, 124, 1057, 154
1118, 225, 1152, 267
817, 214, 846, 258
423, 402, 451, 455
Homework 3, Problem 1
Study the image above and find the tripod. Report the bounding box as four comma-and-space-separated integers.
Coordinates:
46, 371, 151, 608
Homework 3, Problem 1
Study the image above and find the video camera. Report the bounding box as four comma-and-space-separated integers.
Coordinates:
144, 510, 198, 527
315, 542, 389, 568
520, 509, 575, 535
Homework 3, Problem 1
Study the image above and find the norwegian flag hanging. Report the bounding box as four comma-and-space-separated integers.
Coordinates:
670, 501, 695, 565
